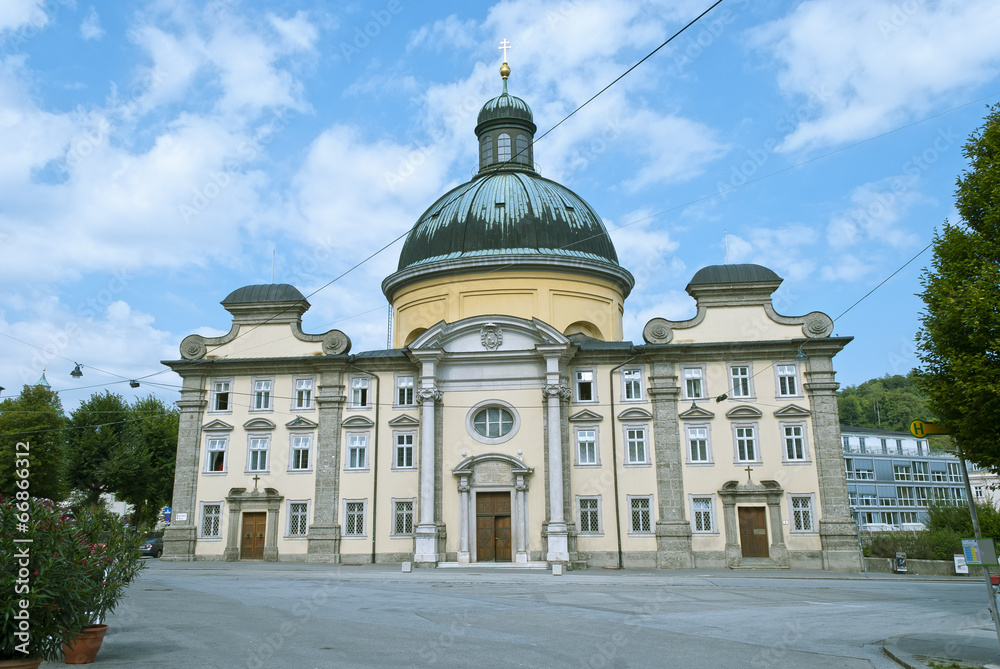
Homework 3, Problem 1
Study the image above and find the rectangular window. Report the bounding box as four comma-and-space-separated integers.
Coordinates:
395, 433, 414, 468
248, 437, 269, 472
575, 370, 595, 402
201, 503, 221, 537
206, 437, 227, 472
393, 500, 414, 535
976, 486, 985, 499
630, 496, 652, 533
842, 435, 851, 451
683, 367, 704, 399
899, 511, 918, 524
776, 364, 797, 396
858, 437, 867, 453
622, 369, 642, 401
625, 428, 647, 464
687, 426, 709, 463
948, 462, 961, 483
893, 465, 912, 481
791, 496, 814, 532
288, 502, 308, 536
880, 438, 889, 454
845, 459, 855, 479
578, 497, 601, 534
289, 434, 311, 471
294, 378, 313, 410
912, 462, 929, 481
858, 493, 877, 505
212, 380, 231, 412
897, 487, 915, 507
692, 497, 714, 533
783, 425, 805, 461
253, 379, 272, 411
396, 376, 414, 406
730, 365, 751, 398
351, 377, 370, 408
347, 434, 368, 470
344, 501, 365, 537
915, 487, 931, 505
932, 470, 947, 482
848, 491, 858, 506
735, 426, 757, 462
855, 468, 874, 480
576, 429, 597, 465
896, 439, 904, 454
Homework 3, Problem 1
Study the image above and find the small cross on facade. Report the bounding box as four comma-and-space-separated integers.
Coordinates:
744, 465, 753, 482
252, 474, 261, 491
499, 38, 511, 62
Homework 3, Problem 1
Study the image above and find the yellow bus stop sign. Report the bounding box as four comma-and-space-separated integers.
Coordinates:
909, 420, 949, 438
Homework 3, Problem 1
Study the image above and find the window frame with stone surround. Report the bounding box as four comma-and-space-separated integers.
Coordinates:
728, 363, 754, 399
627, 495, 654, 535
395, 375, 415, 407
788, 493, 817, 534
576, 495, 603, 535
288, 433, 312, 472
732, 423, 761, 465
349, 376, 371, 410
343, 499, 367, 538
685, 424, 713, 465
291, 377, 314, 411
204, 435, 228, 474
393, 431, 415, 469
285, 500, 310, 538
682, 365, 707, 401
199, 501, 223, 539
209, 378, 233, 413
575, 426, 600, 467
774, 363, 801, 398
573, 368, 597, 403
689, 494, 718, 534
250, 377, 274, 412
621, 367, 644, 402
780, 423, 809, 464
246, 435, 270, 473
345, 432, 369, 471
623, 424, 650, 466
392, 499, 414, 536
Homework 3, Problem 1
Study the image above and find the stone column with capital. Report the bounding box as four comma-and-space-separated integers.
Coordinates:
307, 370, 345, 562
804, 352, 862, 571
515, 475, 529, 563
415, 383, 443, 564
162, 375, 207, 561
543, 382, 571, 563
647, 360, 694, 568
457, 477, 471, 563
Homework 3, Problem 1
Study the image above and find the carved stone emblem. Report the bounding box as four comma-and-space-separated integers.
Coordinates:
480, 322, 503, 351
643, 318, 673, 344
322, 330, 351, 355
472, 460, 513, 486
180, 334, 207, 360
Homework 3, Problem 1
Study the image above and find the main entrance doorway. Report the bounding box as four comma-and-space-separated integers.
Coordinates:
241, 512, 266, 560
476, 492, 512, 562
738, 507, 769, 557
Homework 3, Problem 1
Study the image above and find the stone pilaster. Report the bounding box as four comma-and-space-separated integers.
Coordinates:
307, 370, 345, 562
162, 375, 207, 561
648, 360, 693, 568
415, 385, 442, 563
805, 353, 862, 572
543, 382, 572, 563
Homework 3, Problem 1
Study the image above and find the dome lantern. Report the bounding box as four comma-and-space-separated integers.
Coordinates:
475, 41, 536, 172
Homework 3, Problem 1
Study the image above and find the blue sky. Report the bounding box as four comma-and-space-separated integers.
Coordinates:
1, 0, 999, 410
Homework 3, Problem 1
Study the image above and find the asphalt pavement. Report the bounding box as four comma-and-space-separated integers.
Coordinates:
38, 561, 1000, 668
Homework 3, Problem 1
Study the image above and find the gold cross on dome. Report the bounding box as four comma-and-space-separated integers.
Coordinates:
499, 38, 511, 62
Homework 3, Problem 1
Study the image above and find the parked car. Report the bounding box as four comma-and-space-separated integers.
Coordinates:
141, 533, 164, 558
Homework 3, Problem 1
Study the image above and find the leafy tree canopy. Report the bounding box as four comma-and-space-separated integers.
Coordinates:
67, 391, 130, 504
837, 370, 933, 433
0, 384, 69, 501
916, 103, 1000, 468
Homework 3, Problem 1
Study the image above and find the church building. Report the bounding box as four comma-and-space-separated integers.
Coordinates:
162, 59, 861, 571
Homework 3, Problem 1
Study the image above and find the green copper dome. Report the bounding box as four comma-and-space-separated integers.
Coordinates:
395, 171, 620, 270
382, 63, 633, 301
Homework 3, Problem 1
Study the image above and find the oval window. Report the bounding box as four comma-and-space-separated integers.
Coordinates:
473, 407, 514, 438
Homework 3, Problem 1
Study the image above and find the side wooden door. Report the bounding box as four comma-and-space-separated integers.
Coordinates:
738, 507, 769, 558
241, 512, 266, 560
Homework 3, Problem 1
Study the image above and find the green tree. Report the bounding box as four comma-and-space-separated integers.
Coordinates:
111, 396, 179, 527
0, 384, 69, 500
67, 391, 130, 504
836, 371, 932, 432
916, 103, 1000, 469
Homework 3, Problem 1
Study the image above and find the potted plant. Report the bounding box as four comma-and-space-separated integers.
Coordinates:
60, 505, 145, 664
1, 496, 94, 668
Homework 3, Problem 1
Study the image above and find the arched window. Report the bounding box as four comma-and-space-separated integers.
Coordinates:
515, 134, 530, 164
497, 133, 511, 162
480, 135, 493, 165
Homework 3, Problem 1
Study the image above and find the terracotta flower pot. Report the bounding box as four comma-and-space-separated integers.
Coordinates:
62, 625, 109, 664
0, 658, 43, 669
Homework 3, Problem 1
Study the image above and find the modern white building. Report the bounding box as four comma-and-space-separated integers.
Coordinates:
161, 61, 860, 571
841, 425, 969, 531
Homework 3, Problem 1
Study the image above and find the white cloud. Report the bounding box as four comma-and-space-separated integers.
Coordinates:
0, 0, 46, 34
727, 224, 820, 283
407, 14, 478, 52
268, 11, 319, 52
80, 6, 104, 41
752, 0, 1000, 152
826, 176, 922, 250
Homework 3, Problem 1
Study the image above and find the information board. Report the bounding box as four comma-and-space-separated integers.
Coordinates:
963, 538, 999, 566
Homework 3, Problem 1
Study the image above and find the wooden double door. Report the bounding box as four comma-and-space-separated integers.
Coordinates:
241, 512, 266, 560
476, 492, 512, 562
738, 507, 769, 558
